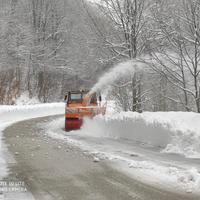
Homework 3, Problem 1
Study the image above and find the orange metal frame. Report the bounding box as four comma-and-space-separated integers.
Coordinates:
65, 91, 106, 131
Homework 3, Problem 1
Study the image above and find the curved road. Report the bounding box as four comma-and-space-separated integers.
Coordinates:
2, 116, 199, 200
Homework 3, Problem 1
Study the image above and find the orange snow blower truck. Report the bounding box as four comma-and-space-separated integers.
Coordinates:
64, 90, 106, 131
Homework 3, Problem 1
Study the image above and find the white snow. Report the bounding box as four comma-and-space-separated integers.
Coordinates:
74, 111, 200, 159
88, 111, 200, 159
15, 92, 40, 105
0, 103, 65, 180
1, 101, 200, 194
90, 60, 146, 93
116, 159, 200, 194
42, 110, 200, 194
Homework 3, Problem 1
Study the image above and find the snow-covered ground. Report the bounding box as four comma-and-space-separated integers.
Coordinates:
42, 110, 200, 194
0, 103, 65, 179
1, 102, 200, 195
15, 92, 40, 105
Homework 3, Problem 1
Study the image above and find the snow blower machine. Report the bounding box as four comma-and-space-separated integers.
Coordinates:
64, 90, 106, 131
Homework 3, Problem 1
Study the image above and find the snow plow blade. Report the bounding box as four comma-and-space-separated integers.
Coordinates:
65, 118, 83, 131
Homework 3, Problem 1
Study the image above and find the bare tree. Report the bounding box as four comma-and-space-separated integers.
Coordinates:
151, 0, 200, 112
84, 0, 151, 112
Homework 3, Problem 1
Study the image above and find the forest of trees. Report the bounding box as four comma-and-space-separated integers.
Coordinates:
0, 0, 200, 113
0, 0, 107, 104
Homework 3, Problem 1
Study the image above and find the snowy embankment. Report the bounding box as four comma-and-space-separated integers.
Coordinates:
86, 111, 200, 158
44, 110, 200, 194
1, 101, 200, 194
0, 103, 65, 179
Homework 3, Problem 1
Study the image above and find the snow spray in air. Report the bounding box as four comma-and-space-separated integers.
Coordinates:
90, 60, 146, 93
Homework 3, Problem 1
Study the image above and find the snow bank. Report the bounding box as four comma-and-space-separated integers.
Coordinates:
41, 109, 200, 160
0, 103, 65, 179
42, 110, 200, 160
79, 111, 200, 159
80, 113, 172, 147
118, 159, 200, 194
0, 103, 65, 124
43, 112, 200, 194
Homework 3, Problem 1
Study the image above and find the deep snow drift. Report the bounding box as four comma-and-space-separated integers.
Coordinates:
43, 111, 200, 194
83, 111, 200, 159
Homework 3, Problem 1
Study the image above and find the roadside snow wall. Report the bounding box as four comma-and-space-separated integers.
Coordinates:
80, 111, 200, 158
0, 103, 65, 124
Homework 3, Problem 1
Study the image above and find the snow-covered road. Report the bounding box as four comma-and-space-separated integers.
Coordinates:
4, 116, 199, 200
43, 113, 200, 195
1, 103, 200, 199
0, 103, 65, 199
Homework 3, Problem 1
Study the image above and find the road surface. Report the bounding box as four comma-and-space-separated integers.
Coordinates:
2, 116, 199, 200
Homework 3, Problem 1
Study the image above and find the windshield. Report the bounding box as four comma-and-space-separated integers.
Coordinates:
71, 94, 82, 100
69, 93, 83, 103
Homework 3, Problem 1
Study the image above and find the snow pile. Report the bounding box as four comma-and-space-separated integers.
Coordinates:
41, 110, 200, 159
43, 110, 200, 159
0, 103, 65, 179
79, 111, 200, 159
15, 92, 40, 105
43, 113, 200, 194
90, 60, 146, 93
126, 160, 200, 193
0, 103, 65, 125
80, 113, 172, 147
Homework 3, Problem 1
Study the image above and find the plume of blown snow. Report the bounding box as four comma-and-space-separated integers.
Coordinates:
90, 60, 146, 93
